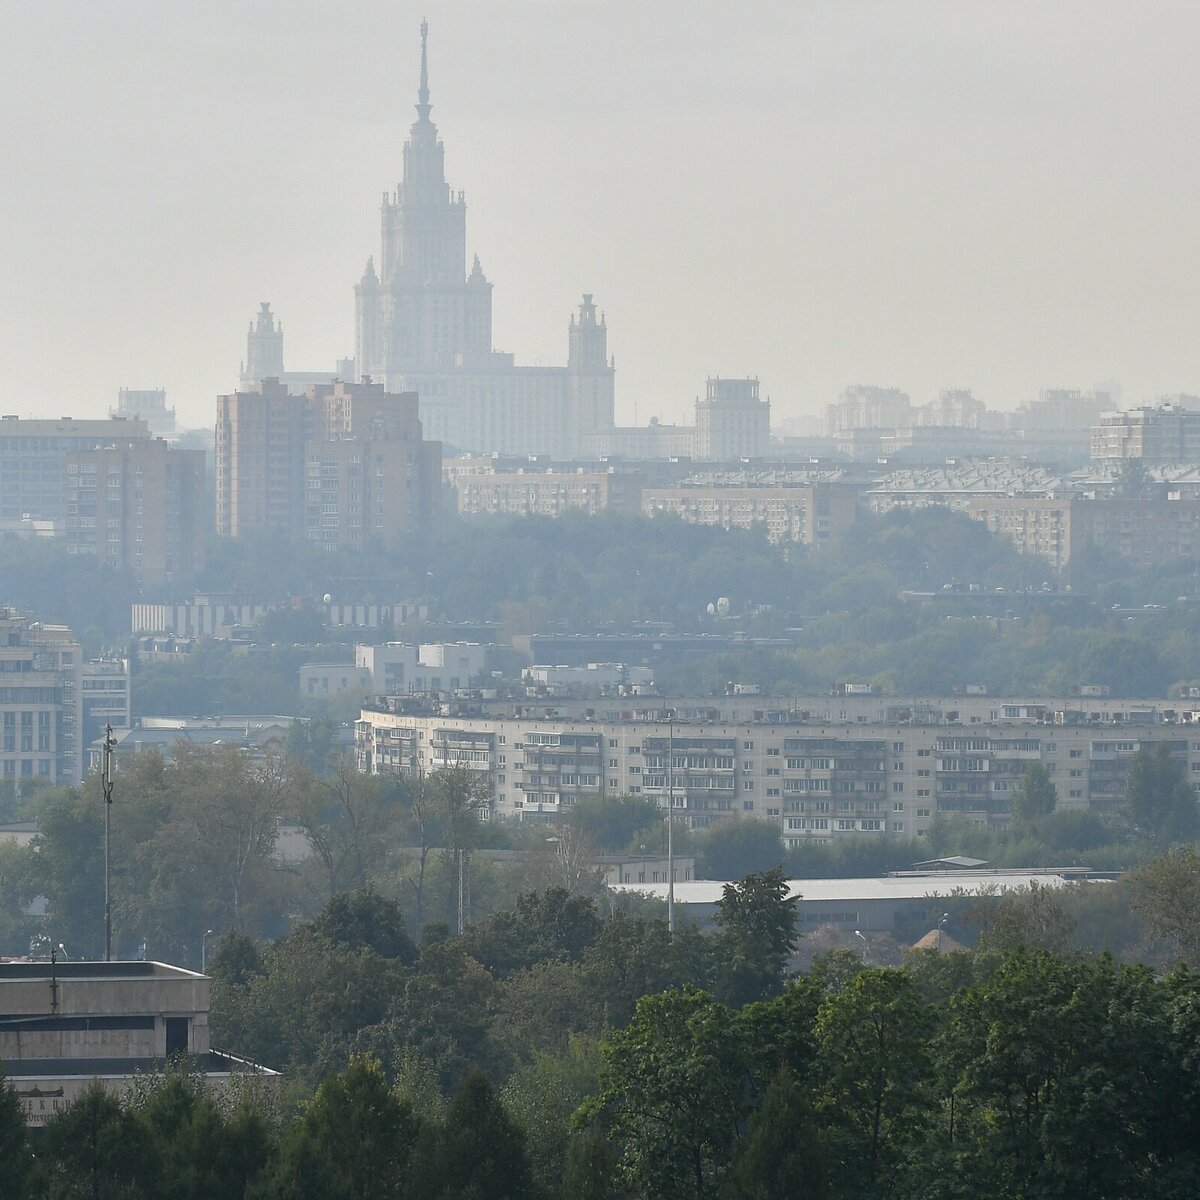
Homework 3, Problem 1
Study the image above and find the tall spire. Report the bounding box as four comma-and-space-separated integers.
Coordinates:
416, 18, 432, 123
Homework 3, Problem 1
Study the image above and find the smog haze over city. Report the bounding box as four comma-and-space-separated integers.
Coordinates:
4, 0, 1200, 426
10, 4, 1200, 1194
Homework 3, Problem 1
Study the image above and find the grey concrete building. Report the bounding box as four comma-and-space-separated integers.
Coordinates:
0, 960, 277, 1126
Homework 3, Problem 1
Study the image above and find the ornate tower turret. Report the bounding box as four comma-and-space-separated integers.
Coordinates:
241, 302, 284, 385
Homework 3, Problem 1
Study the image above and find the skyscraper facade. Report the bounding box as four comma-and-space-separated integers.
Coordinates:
353, 22, 615, 458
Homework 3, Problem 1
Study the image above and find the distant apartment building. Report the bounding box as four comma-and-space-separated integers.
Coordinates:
0, 608, 84, 787
355, 641, 488, 695
0, 415, 150, 522
455, 467, 643, 517
641, 479, 858, 546
355, 694, 1200, 838
111, 388, 176, 439
1015, 387, 1116, 433
825, 386, 913, 435
966, 495, 1200, 570
583, 420, 697, 460
80, 657, 131, 751
1092, 403, 1200, 463
131, 594, 429, 636
694, 378, 771, 459
215, 378, 441, 545
64, 440, 206, 586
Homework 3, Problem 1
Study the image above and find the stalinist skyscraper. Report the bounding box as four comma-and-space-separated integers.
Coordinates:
353, 22, 615, 458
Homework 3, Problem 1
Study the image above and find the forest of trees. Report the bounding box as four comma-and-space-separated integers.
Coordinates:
6, 506, 1200, 704
2, 736, 1199, 965
6, 871, 1200, 1199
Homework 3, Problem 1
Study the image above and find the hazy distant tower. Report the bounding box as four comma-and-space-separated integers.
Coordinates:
352, 21, 615, 456
241, 302, 285, 385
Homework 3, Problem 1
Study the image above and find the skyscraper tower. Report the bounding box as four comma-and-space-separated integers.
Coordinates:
350, 22, 615, 457
357, 20, 490, 380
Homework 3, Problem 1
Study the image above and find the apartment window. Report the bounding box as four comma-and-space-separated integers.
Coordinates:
892, 782, 904, 792
743, 741, 754, 750
892, 742, 904, 753
1070, 749, 1083, 758
892, 822, 904, 832
916, 808, 931, 818
893, 801, 905, 812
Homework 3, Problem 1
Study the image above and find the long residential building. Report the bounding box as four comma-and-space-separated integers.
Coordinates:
356, 694, 1200, 841
641, 479, 860, 546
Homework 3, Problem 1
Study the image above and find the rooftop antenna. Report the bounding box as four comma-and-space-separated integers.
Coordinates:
101, 723, 117, 961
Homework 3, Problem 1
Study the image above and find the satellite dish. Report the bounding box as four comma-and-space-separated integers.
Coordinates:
323, 593, 333, 604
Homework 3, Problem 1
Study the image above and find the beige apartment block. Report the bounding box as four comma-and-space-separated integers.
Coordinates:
641, 481, 857, 546
64, 439, 206, 585
455, 468, 643, 517
355, 695, 1200, 843
966, 495, 1200, 569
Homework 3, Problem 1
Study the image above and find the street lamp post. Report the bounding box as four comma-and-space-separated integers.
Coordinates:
201, 929, 215, 973
101, 724, 117, 961
854, 929, 868, 964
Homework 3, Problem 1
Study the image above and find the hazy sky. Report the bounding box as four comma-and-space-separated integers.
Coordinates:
3, 1, 1200, 429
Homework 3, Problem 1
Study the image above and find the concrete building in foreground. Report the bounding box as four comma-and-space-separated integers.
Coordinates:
0, 960, 277, 1126
355, 693, 1200, 839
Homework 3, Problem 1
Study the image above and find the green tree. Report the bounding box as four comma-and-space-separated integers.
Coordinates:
814, 968, 932, 1197
462, 887, 601, 978
264, 1056, 417, 1200
1010, 761, 1057, 823
1130, 846, 1200, 963
308, 889, 417, 964
971, 881, 1076, 955
711, 867, 798, 1007
579, 988, 747, 1200
0, 1070, 34, 1200
721, 1068, 829, 1200
696, 818, 785, 882
1122, 744, 1200, 842
40, 1081, 150, 1200
412, 1072, 536, 1200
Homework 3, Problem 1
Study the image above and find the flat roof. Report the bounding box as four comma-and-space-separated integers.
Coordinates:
614, 871, 1110, 906
3, 1051, 278, 1078
0, 961, 203, 982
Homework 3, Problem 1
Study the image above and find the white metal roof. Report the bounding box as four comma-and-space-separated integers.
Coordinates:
614, 871, 1106, 906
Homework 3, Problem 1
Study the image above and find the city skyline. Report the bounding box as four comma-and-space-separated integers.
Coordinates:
4, 1, 1200, 429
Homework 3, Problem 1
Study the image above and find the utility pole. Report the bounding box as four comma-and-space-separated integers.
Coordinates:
101, 724, 117, 961
666, 709, 675, 939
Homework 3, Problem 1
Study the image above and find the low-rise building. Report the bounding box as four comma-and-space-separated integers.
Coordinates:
0, 959, 277, 1126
